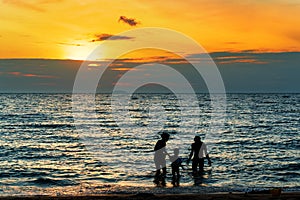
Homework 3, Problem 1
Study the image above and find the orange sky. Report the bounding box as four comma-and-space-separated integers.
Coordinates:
0, 0, 299, 60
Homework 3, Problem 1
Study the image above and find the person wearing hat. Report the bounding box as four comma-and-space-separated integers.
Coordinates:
187, 136, 212, 176
153, 132, 170, 185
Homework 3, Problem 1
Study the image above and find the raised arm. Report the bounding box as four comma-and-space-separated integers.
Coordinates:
203, 143, 212, 166
187, 145, 194, 165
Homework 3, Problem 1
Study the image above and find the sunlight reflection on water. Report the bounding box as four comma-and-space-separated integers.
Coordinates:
0, 93, 299, 195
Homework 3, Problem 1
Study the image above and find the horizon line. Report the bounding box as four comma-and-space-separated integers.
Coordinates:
1, 50, 300, 61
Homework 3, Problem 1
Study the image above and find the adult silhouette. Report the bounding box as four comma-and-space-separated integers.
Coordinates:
153, 132, 170, 186
187, 136, 212, 176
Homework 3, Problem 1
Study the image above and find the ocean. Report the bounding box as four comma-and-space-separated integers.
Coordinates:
0, 93, 299, 195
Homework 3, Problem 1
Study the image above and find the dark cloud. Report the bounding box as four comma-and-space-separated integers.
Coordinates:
7, 71, 57, 79
118, 16, 140, 26
91, 33, 134, 42
1, 52, 300, 93
213, 54, 268, 64
0, 59, 80, 92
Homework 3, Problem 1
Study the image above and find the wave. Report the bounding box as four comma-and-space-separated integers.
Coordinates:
29, 177, 78, 187
269, 163, 300, 171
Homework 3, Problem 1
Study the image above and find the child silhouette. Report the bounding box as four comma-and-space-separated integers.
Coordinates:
169, 148, 184, 187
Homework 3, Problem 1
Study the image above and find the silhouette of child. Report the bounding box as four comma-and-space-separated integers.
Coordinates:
169, 148, 184, 187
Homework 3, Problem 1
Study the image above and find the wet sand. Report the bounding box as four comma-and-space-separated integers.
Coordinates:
0, 192, 299, 200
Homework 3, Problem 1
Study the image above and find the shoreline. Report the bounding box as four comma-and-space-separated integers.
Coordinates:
1, 184, 299, 197
0, 192, 299, 200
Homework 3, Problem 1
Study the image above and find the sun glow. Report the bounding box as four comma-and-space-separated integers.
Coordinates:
64, 43, 99, 61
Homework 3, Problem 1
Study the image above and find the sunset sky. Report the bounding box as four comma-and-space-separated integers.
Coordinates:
0, 0, 299, 92
1, 0, 300, 59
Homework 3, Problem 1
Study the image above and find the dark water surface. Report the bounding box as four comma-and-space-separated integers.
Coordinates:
0, 93, 299, 195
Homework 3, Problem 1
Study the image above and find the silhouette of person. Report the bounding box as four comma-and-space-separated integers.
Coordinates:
187, 136, 212, 176
153, 132, 170, 186
169, 148, 184, 187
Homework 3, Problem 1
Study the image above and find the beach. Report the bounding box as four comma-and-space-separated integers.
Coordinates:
0, 192, 300, 200
1, 184, 299, 200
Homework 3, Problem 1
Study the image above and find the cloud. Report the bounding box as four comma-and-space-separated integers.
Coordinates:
118, 16, 140, 26
7, 71, 57, 79
213, 55, 268, 64
1, 52, 300, 93
224, 41, 241, 45
91, 33, 134, 42
8, 72, 21, 76
187, 52, 271, 65
111, 67, 138, 71
217, 58, 268, 65
0, 59, 80, 92
111, 56, 188, 65
57, 42, 82, 46
2, 0, 45, 12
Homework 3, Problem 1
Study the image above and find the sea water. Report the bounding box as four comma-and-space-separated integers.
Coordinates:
0, 93, 299, 195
